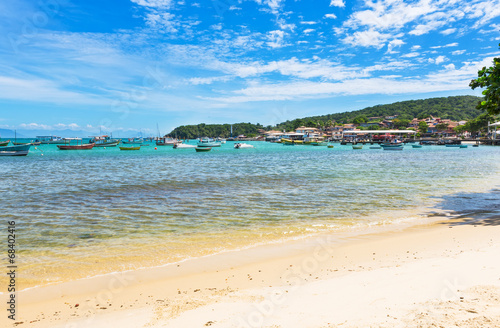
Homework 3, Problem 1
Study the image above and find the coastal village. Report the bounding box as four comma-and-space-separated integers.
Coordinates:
262, 115, 469, 141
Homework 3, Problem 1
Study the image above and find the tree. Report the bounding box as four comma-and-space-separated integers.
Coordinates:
353, 115, 368, 124
418, 121, 429, 134
436, 122, 449, 132
470, 44, 500, 116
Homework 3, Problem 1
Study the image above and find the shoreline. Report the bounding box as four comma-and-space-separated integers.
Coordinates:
5, 212, 500, 327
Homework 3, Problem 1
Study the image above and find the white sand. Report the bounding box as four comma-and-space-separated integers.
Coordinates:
4, 217, 500, 328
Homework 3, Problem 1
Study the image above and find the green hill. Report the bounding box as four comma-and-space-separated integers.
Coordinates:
275, 96, 483, 131
169, 96, 484, 138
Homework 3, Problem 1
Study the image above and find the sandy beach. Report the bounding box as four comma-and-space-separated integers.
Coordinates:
4, 213, 500, 328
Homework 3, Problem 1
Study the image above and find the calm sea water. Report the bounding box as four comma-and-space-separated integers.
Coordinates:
2, 140, 500, 289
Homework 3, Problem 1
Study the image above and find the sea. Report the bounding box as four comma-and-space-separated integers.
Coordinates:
2, 139, 500, 290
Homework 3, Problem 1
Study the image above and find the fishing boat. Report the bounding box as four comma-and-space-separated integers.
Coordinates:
281, 138, 303, 145
173, 143, 196, 149
122, 137, 144, 144
383, 145, 404, 151
352, 144, 363, 149
156, 137, 177, 146
195, 146, 212, 152
197, 138, 221, 147
57, 138, 94, 150
89, 135, 120, 147
119, 145, 141, 150
0, 144, 31, 156
234, 143, 254, 149
36, 136, 66, 144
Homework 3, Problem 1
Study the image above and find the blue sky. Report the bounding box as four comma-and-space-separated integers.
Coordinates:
0, 0, 499, 136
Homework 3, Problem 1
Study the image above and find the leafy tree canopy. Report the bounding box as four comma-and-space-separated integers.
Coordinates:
470, 44, 500, 116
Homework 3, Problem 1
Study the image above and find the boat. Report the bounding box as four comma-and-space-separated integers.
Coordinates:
122, 137, 144, 144
383, 145, 404, 151
89, 135, 120, 147
281, 138, 303, 145
156, 137, 177, 146
459, 144, 468, 148
352, 145, 363, 149
0, 144, 31, 156
369, 146, 382, 149
119, 146, 141, 150
57, 138, 94, 150
195, 146, 212, 152
327, 144, 334, 148
412, 144, 423, 148
197, 138, 221, 147
311, 141, 328, 146
472, 144, 479, 147
0, 140, 10, 147
173, 143, 196, 149
36, 136, 66, 144
445, 144, 461, 148
234, 143, 254, 149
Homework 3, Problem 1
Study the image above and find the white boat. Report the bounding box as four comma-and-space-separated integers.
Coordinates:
198, 138, 221, 147
234, 143, 254, 149
36, 135, 65, 144
173, 143, 196, 149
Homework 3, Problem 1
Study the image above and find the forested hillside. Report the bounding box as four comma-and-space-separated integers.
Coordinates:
168, 96, 483, 138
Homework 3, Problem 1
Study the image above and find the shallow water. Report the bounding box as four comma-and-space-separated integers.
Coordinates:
2, 141, 500, 289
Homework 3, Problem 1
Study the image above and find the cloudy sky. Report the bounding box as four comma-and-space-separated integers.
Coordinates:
0, 0, 499, 136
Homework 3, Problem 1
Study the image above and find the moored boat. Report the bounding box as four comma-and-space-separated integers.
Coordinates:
412, 144, 423, 148
173, 143, 196, 149
234, 143, 254, 149
195, 146, 212, 152
0, 140, 10, 147
197, 138, 221, 147
352, 144, 363, 149
36, 136, 66, 144
119, 146, 141, 150
90, 135, 120, 147
0, 144, 31, 156
369, 146, 382, 149
122, 137, 144, 144
156, 137, 178, 146
57, 138, 94, 150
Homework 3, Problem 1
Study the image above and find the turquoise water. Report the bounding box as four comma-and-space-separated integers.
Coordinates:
2, 140, 500, 288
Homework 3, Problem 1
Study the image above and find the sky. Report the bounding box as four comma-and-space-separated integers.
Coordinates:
0, 0, 499, 136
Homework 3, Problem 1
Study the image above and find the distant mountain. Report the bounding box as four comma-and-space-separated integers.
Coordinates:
0, 129, 97, 138
0, 129, 27, 138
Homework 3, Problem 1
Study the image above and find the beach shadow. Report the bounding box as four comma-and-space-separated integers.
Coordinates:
430, 188, 500, 226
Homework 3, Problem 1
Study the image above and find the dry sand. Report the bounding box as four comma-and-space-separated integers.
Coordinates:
3, 215, 500, 328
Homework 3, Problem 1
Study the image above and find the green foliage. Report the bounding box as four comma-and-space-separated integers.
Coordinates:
470, 44, 500, 116
169, 122, 263, 139
458, 112, 496, 133
168, 96, 484, 137
418, 121, 429, 134
274, 96, 482, 131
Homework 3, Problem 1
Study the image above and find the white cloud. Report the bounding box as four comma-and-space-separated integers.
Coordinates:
452, 50, 466, 55
324, 14, 337, 19
145, 12, 178, 33
342, 29, 392, 48
440, 28, 456, 35
434, 55, 447, 64
300, 21, 317, 25
130, 0, 173, 8
267, 30, 287, 48
303, 29, 315, 34
330, 0, 345, 8
387, 39, 405, 53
